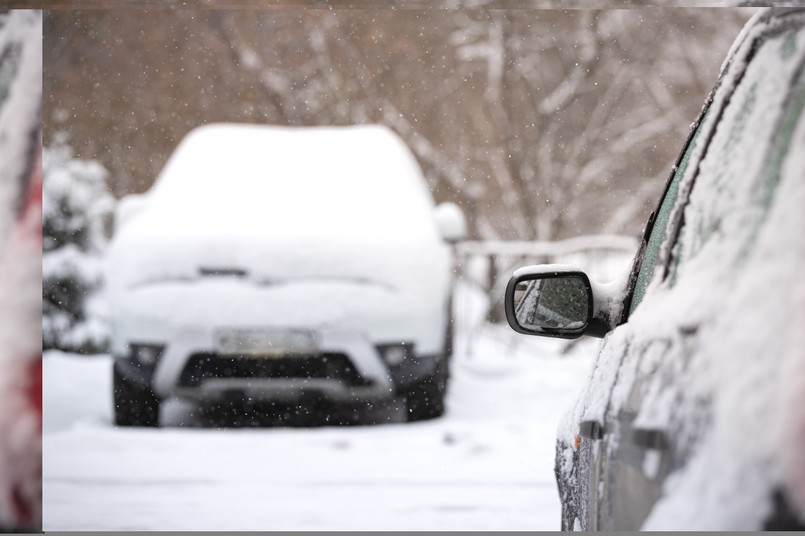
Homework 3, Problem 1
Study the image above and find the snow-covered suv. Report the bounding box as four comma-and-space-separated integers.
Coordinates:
107, 123, 465, 426
505, 8, 805, 531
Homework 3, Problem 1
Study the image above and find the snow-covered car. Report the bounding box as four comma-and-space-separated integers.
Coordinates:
504, 7, 805, 531
107, 123, 466, 427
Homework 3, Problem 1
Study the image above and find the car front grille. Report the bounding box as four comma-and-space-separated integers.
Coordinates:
177, 353, 372, 388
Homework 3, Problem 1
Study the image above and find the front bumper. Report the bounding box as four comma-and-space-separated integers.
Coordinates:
154, 328, 393, 401
110, 279, 448, 403
128, 328, 441, 403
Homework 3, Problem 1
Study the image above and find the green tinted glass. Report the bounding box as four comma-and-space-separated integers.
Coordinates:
629, 117, 705, 315
667, 28, 804, 282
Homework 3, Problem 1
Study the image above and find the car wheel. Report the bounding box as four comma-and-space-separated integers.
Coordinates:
112, 362, 160, 427
404, 358, 447, 421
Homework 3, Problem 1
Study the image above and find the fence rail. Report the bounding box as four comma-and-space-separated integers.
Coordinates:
454, 234, 639, 325
456, 234, 639, 258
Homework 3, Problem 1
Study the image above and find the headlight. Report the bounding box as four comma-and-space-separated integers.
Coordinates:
129, 343, 165, 366
377, 343, 413, 367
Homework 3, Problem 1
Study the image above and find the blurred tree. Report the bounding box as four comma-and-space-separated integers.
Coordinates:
43, 7, 751, 241
42, 142, 115, 353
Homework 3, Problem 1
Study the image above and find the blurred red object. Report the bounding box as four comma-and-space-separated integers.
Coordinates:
0, 144, 41, 532
0, 10, 42, 532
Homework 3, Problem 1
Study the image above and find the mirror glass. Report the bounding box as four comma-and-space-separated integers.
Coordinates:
512, 275, 589, 333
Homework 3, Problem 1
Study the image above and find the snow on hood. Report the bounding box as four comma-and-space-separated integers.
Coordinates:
106, 124, 450, 296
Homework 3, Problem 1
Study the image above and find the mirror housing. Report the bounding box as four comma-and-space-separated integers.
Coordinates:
505, 265, 610, 339
434, 202, 467, 244
114, 193, 148, 231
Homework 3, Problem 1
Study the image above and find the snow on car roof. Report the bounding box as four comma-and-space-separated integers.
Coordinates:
143, 123, 439, 242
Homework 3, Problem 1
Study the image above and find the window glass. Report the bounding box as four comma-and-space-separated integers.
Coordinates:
628, 116, 705, 315
736, 58, 805, 265
668, 27, 805, 284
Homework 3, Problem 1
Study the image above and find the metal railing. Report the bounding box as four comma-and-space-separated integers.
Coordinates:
453, 234, 638, 325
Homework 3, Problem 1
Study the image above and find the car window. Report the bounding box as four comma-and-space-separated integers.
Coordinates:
628, 20, 805, 317
736, 56, 805, 265
627, 114, 707, 316
667, 24, 805, 284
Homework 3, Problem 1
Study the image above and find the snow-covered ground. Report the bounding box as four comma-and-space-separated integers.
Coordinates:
43, 311, 597, 531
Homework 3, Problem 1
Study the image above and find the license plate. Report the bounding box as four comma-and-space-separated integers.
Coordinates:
215, 329, 319, 357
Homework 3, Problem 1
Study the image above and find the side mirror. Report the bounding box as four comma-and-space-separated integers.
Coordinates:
114, 193, 148, 231
434, 202, 467, 244
505, 265, 608, 339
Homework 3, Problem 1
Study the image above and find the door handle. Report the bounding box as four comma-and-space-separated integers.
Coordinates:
631, 428, 669, 451
579, 419, 605, 440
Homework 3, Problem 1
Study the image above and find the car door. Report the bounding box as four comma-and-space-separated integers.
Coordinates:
565, 105, 711, 532
570, 8, 805, 531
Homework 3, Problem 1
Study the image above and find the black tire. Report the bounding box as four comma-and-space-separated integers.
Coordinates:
113, 362, 161, 427
404, 359, 448, 421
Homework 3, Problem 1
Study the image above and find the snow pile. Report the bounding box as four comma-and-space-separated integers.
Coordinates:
42, 143, 114, 353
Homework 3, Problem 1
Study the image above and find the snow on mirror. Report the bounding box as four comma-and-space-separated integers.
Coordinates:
511, 275, 589, 336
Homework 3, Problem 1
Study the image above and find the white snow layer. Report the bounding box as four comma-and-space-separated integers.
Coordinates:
107, 123, 448, 291
42, 144, 113, 254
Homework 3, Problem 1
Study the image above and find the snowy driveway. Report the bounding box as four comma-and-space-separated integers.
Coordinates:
43, 329, 595, 531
